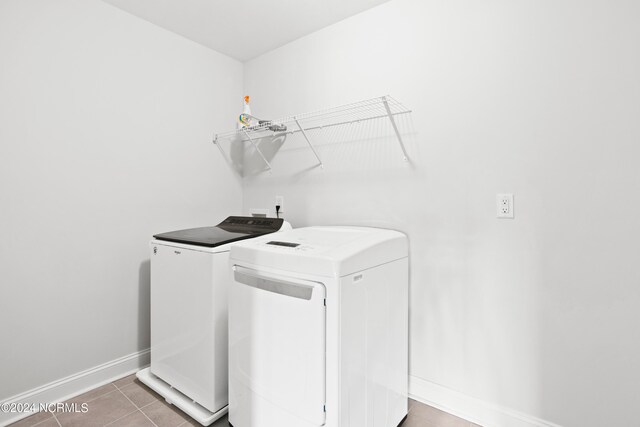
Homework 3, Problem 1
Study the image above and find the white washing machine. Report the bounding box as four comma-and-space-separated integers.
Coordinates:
228, 226, 408, 427
137, 216, 290, 426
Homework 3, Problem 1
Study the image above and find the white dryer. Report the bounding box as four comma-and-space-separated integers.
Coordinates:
137, 216, 290, 426
228, 226, 408, 427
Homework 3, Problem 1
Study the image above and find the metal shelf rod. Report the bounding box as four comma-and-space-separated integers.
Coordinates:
212, 135, 226, 155
382, 97, 409, 161
294, 117, 323, 168
243, 129, 272, 171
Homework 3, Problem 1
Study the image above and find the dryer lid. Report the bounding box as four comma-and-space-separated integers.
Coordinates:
230, 226, 408, 277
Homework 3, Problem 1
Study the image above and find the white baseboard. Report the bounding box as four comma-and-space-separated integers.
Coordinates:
0, 349, 150, 427
408, 375, 563, 427
1, 360, 560, 427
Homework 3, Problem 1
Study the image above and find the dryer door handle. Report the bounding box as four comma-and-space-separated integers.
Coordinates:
233, 267, 320, 301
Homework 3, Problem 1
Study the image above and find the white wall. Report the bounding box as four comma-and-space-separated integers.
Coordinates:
0, 0, 242, 401
242, 0, 640, 426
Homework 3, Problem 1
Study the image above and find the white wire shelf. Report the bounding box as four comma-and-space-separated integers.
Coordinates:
213, 95, 412, 171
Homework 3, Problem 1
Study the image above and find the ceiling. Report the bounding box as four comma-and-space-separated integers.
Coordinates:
101, 0, 391, 62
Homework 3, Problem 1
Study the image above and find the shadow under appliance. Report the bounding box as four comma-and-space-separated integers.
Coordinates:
228, 226, 408, 427
137, 216, 289, 426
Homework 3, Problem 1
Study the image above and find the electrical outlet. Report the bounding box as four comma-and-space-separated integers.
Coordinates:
497, 193, 514, 218
275, 195, 284, 212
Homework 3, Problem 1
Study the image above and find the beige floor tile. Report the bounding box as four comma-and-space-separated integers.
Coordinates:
141, 400, 188, 427
106, 410, 155, 427
8, 411, 53, 427
118, 380, 161, 409
55, 390, 137, 427
32, 418, 60, 427
409, 398, 422, 409
112, 374, 137, 390
402, 414, 432, 426
65, 384, 117, 405
409, 403, 470, 427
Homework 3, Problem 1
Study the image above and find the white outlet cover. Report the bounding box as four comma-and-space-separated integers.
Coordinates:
496, 193, 514, 219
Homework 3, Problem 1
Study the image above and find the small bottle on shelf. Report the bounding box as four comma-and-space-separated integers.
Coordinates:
237, 95, 252, 129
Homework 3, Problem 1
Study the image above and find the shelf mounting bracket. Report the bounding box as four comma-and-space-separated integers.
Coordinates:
212, 134, 228, 159
294, 117, 323, 168
243, 129, 272, 172
382, 96, 409, 161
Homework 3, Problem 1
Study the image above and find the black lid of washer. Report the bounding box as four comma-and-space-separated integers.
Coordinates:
153, 216, 284, 247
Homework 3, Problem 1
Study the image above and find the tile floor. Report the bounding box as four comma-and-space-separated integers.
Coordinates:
10, 374, 481, 427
